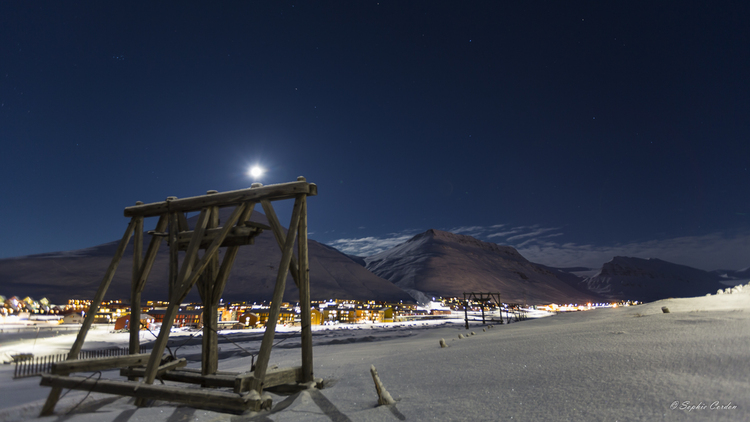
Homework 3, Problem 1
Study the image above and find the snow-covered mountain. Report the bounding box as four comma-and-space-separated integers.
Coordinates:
583, 256, 726, 302
364, 229, 598, 305
0, 210, 413, 304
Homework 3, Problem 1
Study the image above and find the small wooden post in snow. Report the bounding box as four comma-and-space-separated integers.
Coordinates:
369, 365, 395, 405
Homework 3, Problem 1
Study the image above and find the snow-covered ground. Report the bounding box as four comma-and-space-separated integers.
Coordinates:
1, 286, 748, 421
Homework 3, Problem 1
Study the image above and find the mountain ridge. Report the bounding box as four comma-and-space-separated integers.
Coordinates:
0, 210, 413, 304
365, 229, 599, 304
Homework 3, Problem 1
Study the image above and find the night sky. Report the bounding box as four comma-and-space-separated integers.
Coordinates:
2, 1, 749, 271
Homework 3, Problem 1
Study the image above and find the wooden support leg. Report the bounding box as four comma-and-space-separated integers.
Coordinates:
298, 195, 313, 383
129, 216, 143, 368
464, 298, 469, 330
41, 218, 136, 416
130, 215, 168, 357
252, 196, 303, 392
138, 205, 245, 405
261, 200, 301, 289
198, 204, 220, 377
135, 301, 182, 407
135, 209, 209, 407
168, 211, 179, 302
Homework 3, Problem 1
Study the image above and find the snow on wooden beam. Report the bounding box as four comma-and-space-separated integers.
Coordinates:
123, 179, 317, 217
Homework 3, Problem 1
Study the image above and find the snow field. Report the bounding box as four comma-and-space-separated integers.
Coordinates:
0, 287, 747, 421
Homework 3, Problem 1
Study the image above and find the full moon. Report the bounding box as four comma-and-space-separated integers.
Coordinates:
249, 166, 264, 179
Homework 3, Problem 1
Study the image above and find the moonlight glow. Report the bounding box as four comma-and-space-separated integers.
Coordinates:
248, 166, 264, 179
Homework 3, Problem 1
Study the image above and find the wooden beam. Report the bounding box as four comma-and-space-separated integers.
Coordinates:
174, 208, 209, 293
212, 202, 255, 301
174, 225, 263, 250
132, 213, 169, 359
118, 358, 186, 378
252, 196, 303, 392
40, 375, 272, 413
261, 199, 300, 288
119, 366, 302, 392
41, 218, 136, 416
199, 202, 220, 377
124, 180, 317, 217
129, 215, 143, 360
169, 212, 179, 301
138, 300, 181, 401
120, 368, 236, 388
52, 353, 152, 375
141, 204, 246, 393
235, 366, 303, 393
298, 195, 313, 383
177, 212, 189, 232
183, 203, 246, 290
135, 215, 169, 293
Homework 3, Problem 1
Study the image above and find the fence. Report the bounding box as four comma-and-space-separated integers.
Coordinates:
13, 346, 147, 379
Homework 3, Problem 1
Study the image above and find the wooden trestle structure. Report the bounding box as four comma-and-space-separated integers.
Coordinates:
463, 292, 503, 329
40, 178, 317, 415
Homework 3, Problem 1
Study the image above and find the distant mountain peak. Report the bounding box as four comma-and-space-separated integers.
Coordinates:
366, 229, 596, 304
411, 229, 523, 257
585, 256, 724, 301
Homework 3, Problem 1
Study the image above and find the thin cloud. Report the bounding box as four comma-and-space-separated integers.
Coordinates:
506, 227, 559, 241
487, 229, 522, 238
327, 231, 417, 256
448, 226, 486, 235
515, 231, 750, 271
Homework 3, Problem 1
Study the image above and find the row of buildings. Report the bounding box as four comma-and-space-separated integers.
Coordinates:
117, 299, 448, 330
2, 296, 457, 329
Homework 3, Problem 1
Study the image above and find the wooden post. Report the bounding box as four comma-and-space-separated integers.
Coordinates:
130, 214, 168, 357
200, 198, 220, 377
41, 218, 136, 416
252, 196, 302, 392
297, 193, 313, 383
140, 204, 246, 395
128, 212, 143, 375
139, 210, 210, 400
199, 202, 256, 378
261, 200, 301, 289
212, 199, 250, 298
464, 296, 469, 330
168, 205, 179, 302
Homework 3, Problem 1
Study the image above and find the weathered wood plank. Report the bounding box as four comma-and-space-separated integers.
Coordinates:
252, 196, 303, 392
169, 212, 179, 301
174, 208, 209, 293
129, 215, 143, 360
235, 366, 303, 393
120, 368, 236, 388
52, 353, 152, 375
124, 180, 316, 217
135, 214, 169, 293
175, 225, 263, 250
212, 201, 255, 302
260, 199, 300, 288
41, 218, 136, 417
132, 215, 169, 360
40, 375, 271, 413
298, 195, 313, 383
199, 203, 220, 377
177, 211, 189, 232
140, 302, 181, 392
120, 358, 186, 378
183, 203, 246, 290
